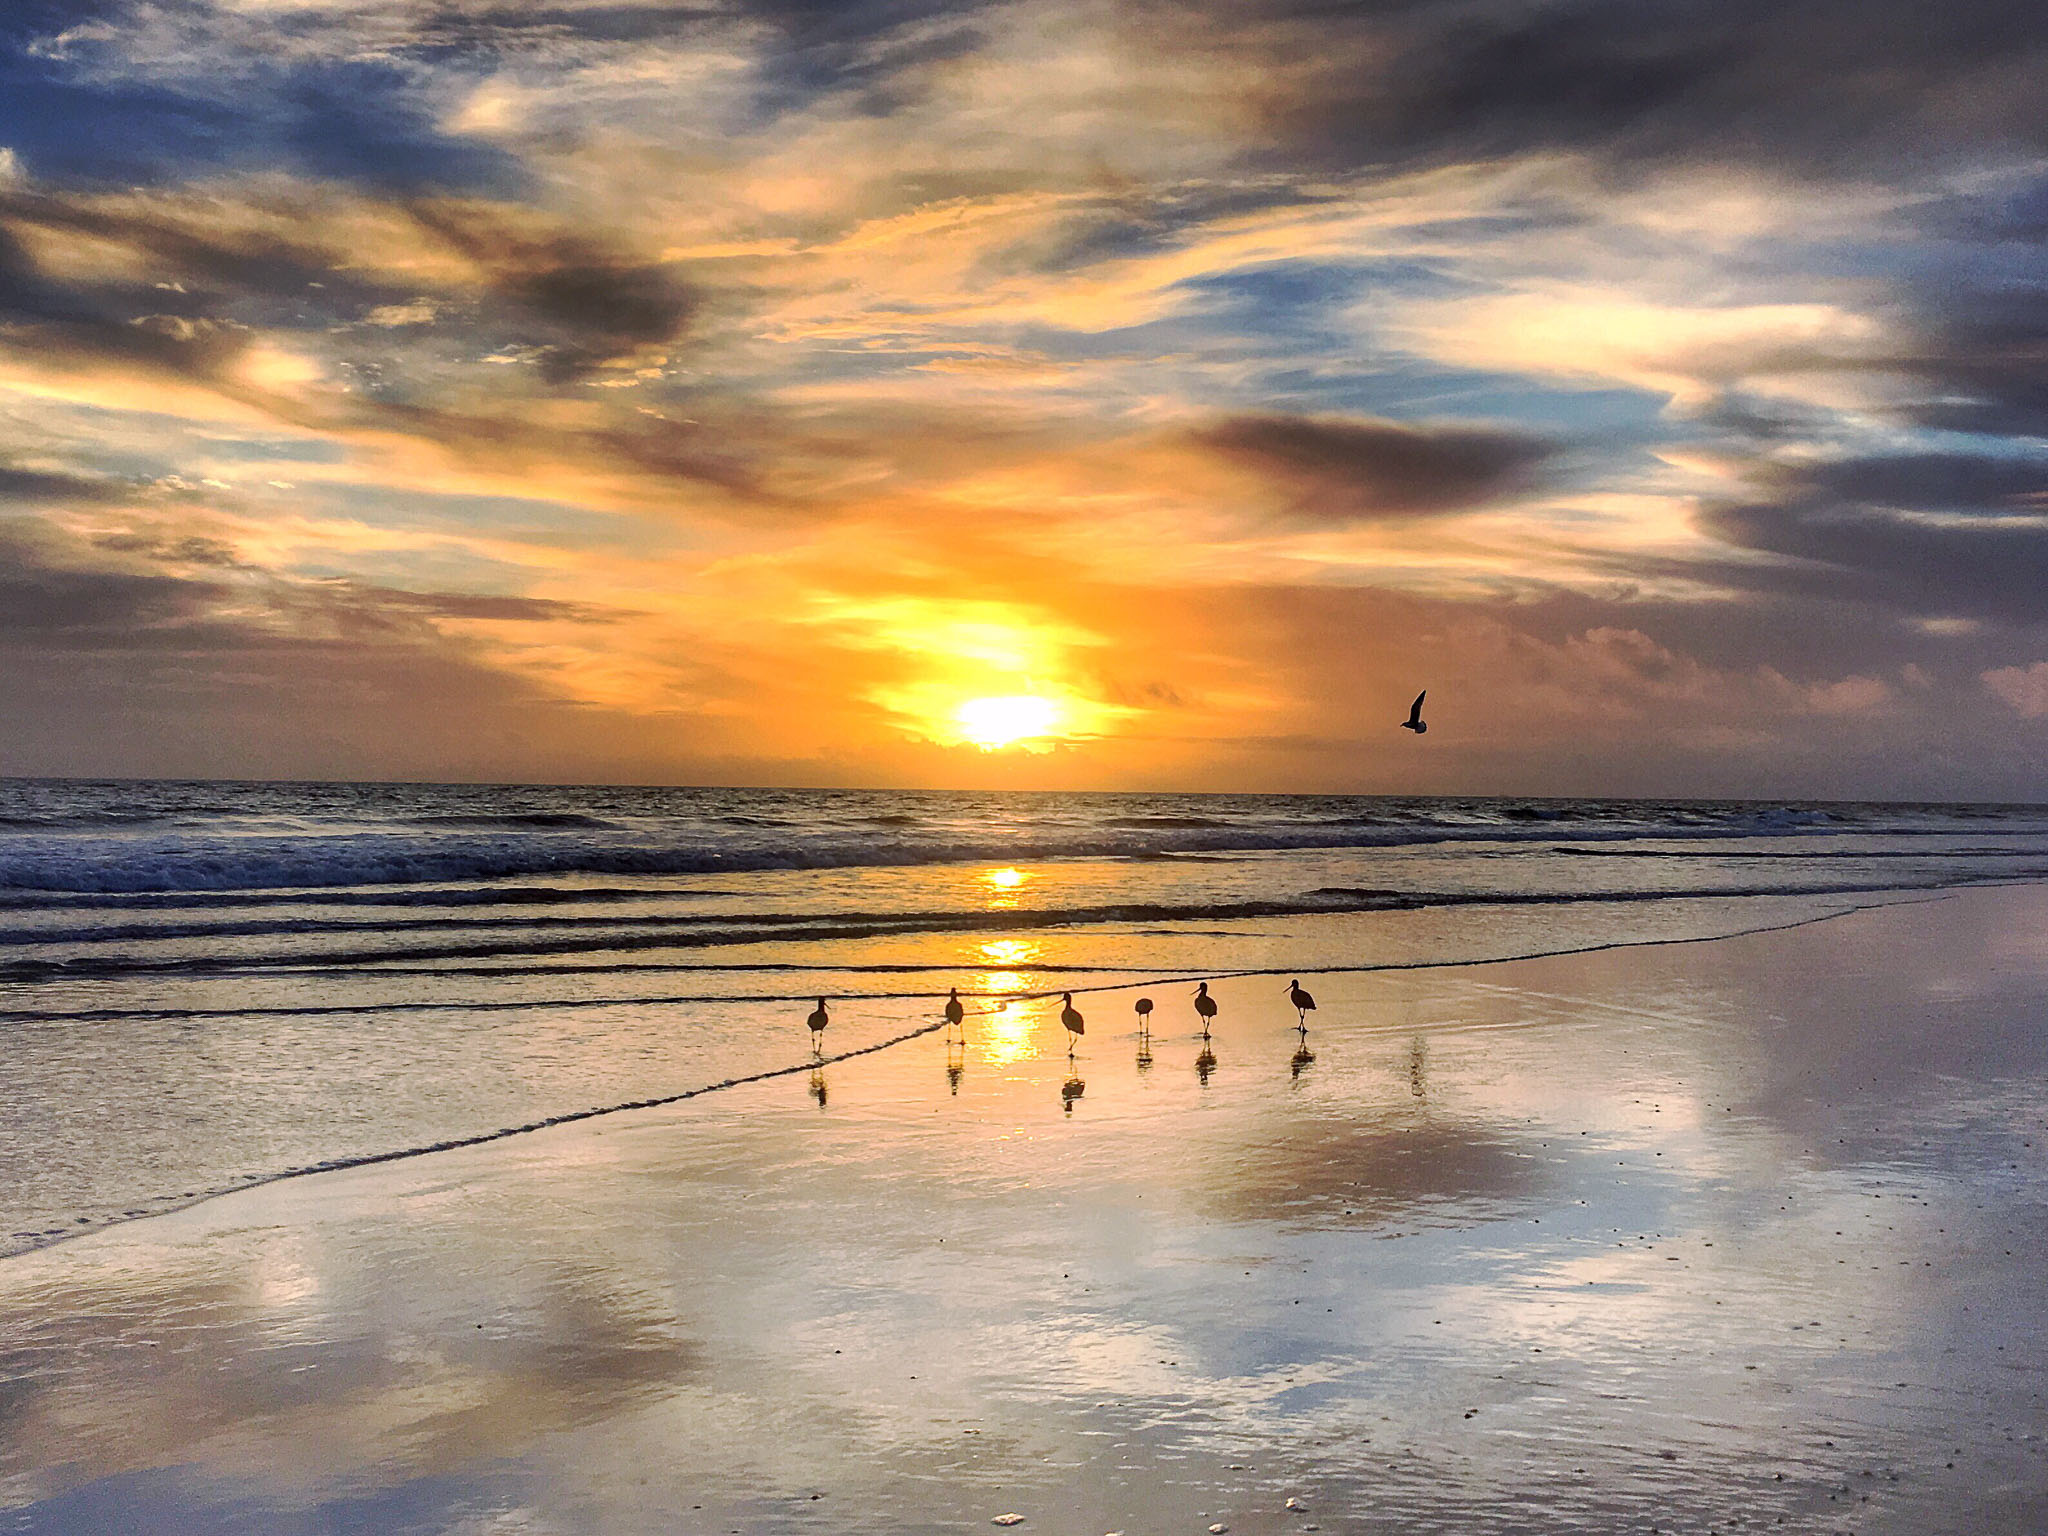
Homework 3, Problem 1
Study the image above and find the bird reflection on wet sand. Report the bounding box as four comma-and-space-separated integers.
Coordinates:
946, 1037, 965, 1095
1195, 1041, 1217, 1084
808, 1065, 828, 1108
1290, 1035, 1316, 1079
18, 892, 2048, 1536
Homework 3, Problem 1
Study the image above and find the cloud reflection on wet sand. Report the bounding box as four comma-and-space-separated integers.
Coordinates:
3, 889, 2048, 1533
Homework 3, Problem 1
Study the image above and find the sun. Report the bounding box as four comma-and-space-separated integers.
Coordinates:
955, 694, 1063, 750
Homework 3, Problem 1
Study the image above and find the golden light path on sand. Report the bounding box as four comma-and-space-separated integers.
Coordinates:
970, 954, 1039, 1064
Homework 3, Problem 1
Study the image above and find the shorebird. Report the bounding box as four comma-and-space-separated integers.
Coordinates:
1060, 992, 1086, 1054
1401, 690, 1428, 734
806, 997, 830, 1049
1287, 978, 1317, 1025
943, 987, 966, 1032
1193, 981, 1219, 1034
1134, 996, 1153, 1029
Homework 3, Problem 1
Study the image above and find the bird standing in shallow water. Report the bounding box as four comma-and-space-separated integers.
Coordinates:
1287, 978, 1317, 1026
806, 997, 829, 1051
1401, 690, 1428, 734
943, 987, 965, 1036
1060, 992, 1086, 1056
1193, 981, 1218, 1035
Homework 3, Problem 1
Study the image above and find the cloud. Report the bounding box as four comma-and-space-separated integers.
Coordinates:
404, 203, 698, 382
1983, 662, 2048, 719
1193, 412, 1557, 522
0, 517, 616, 649
0, 518, 228, 635
1698, 453, 2048, 625
1891, 283, 2048, 442
1212, 0, 2048, 182
0, 0, 2046, 792
0, 461, 124, 503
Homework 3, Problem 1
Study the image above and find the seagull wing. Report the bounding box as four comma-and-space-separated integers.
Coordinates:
1407, 690, 1426, 725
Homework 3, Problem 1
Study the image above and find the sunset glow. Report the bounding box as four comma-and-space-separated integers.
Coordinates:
0, 3, 2043, 796
956, 697, 1064, 751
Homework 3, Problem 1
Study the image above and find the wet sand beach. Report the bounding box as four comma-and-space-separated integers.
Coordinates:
5, 884, 2048, 1534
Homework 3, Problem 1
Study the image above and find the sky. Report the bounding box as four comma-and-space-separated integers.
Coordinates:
1, 0, 2046, 797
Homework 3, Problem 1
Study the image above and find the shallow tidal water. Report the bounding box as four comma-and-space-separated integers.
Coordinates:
11, 781, 2048, 1255
4, 884, 2047, 1534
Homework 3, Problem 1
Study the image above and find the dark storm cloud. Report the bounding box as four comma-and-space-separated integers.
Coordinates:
91, 530, 239, 564
325, 584, 620, 624
406, 205, 697, 383
0, 189, 702, 384
0, 219, 255, 382
1789, 454, 2048, 512
0, 521, 616, 654
0, 463, 123, 504
0, 189, 363, 306
0, 521, 229, 637
1891, 288, 2048, 442
1209, 0, 2048, 180
1195, 413, 1557, 521
0, 191, 757, 492
1699, 453, 2048, 626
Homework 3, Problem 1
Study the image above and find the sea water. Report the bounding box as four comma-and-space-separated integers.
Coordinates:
5, 779, 2047, 1253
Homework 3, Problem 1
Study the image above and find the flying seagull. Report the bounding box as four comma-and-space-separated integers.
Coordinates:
1400, 690, 1427, 734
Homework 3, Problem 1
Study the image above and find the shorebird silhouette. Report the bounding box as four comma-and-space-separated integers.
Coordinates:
806, 997, 829, 1050
1401, 690, 1428, 734
1134, 995, 1153, 1029
1060, 992, 1086, 1055
1287, 978, 1317, 1025
943, 987, 966, 1034
1193, 981, 1218, 1035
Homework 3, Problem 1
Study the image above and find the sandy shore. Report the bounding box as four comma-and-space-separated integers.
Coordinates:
5, 885, 2048, 1534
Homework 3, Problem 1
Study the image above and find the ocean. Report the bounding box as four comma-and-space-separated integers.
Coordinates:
6, 778, 2048, 1256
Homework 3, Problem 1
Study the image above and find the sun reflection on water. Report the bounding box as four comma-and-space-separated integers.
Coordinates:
972, 971, 1036, 1062
978, 938, 1040, 967
979, 867, 1031, 908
